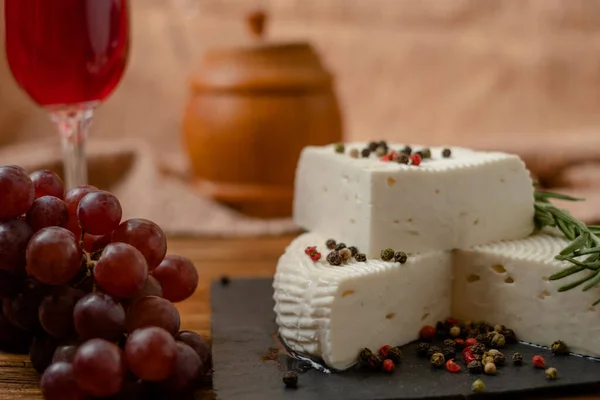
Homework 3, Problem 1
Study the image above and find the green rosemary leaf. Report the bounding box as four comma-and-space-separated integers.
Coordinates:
556, 246, 600, 260
559, 233, 589, 255
534, 191, 584, 202
593, 298, 600, 306
556, 218, 577, 240
559, 256, 595, 268
549, 265, 585, 280
583, 270, 600, 291
558, 271, 598, 292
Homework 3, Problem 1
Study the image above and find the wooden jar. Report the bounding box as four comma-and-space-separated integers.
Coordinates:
182, 22, 342, 218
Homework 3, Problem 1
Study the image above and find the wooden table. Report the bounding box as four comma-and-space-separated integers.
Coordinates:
0, 234, 599, 400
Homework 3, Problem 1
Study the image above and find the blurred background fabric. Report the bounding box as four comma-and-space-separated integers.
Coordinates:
1, 0, 600, 230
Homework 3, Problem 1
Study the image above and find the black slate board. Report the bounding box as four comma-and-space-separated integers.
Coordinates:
211, 278, 600, 400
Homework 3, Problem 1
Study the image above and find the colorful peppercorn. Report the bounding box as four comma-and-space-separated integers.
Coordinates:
545, 367, 558, 380
467, 360, 483, 374
367, 354, 383, 370
482, 355, 495, 365
490, 333, 506, 348
471, 379, 485, 393
454, 338, 465, 349
348, 246, 359, 256
442, 148, 452, 158
394, 251, 408, 264
382, 359, 395, 373
484, 362, 497, 375
326, 251, 343, 266
511, 352, 523, 366
427, 346, 442, 358
410, 153, 422, 166
430, 353, 445, 368
334, 143, 345, 153
339, 248, 352, 261
310, 252, 322, 262
494, 324, 505, 332
358, 348, 373, 366
464, 352, 477, 365
470, 343, 486, 355
502, 328, 517, 344
446, 358, 461, 373
419, 325, 436, 341
355, 253, 367, 262
494, 352, 505, 366
397, 152, 410, 164
402, 145, 412, 155
368, 141, 379, 152
476, 333, 489, 345
283, 371, 298, 389
325, 239, 337, 250
551, 340, 569, 355
465, 338, 478, 347
379, 345, 392, 358
532, 355, 546, 369
443, 346, 456, 360
420, 148, 432, 159
304, 246, 317, 255
443, 339, 456, 348
449, 326, 461, 338
375, 146, 387, 158
361, 148, 371, 158
387, 347, 402, 365
381, 248, 395, 261
335, 242, 347, 251
349, 148, 359, 159
416, 342, 430, 357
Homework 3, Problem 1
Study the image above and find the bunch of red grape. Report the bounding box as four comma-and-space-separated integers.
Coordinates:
0, 165, 210, 399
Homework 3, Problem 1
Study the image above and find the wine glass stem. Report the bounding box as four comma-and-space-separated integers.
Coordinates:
50, 106, 95, 189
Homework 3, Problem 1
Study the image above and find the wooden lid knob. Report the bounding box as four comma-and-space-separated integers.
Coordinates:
247, 10, 267, 39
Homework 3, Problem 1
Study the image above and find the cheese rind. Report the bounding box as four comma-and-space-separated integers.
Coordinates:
273, 232, 452, 370
452, 232, 600, 357
293, 144, 535, 257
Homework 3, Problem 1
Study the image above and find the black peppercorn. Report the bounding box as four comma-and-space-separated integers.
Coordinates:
551, 340, 569, 355
348, 246, 359, 256
473, 354, 482, 362
334, 143, 345, 154
378, 140, 388, 152
325, 239, 337, 250
283, 371, 298, 389
366, 354, 383, 370
355, 253, 367, 262
511, 352, 523, 365
427, 345, 442, 358
470, 343, 486, 355
402, 145, 412, 155
381, 248, 395, 261
442, 346, 456, 360
476, 333, 489, 345
494, 352, 505, 366
335, 242, 347, 251
501, 329, 517, 344
387, 346, 402, 365
326, 251, 343, 266
420, 148, 432, 159
442, 148, 451, 158
416, 342, 430, 357
397, 152, 410, 164
467, 360, 483, 374
430, 353, 445, 368
368, 141, 379, 152
443, 339, 456, 348
435, 321, 448, 339
394, 251, 408, 264
466, 329, 478, 339
220, 275, 231, 286
361, 148, 371, 158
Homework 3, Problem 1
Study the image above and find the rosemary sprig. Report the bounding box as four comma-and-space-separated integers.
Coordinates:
534, 191, 600, 304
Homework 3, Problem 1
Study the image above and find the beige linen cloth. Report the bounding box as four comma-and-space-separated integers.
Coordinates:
1, 0, 600, 235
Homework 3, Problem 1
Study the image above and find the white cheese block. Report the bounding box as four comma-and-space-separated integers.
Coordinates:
293, 144, 535, 257
453, 232, 600, 357
273, 232, 452, 370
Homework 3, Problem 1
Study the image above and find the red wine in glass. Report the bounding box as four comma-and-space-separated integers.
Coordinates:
4, 0, 130, 188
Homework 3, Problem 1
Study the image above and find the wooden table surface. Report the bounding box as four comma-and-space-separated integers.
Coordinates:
1, 234, 599, 400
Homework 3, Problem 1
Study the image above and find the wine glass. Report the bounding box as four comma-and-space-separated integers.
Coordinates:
3, 0, 130, 189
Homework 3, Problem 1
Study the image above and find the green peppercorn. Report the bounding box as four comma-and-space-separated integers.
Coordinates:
349, 148, 359, 159
442, 346, 456, 360
387, 346, 402, 365
375, 146, 387, 158
348, 246, 359, 256
551, 340, 569, 355
358, 348, 373, 366
427, 345, 442, 358
402, 145, 412, 156
430, 352, 445, 368
482, 355, 495, 365
486, 349, 500, 356
484, 362, 497, 375
545, 367, 558, 380
471, 378, 485, 393
334, 143, 345, 153
283, 371, 298, 389
355, 253, 367, 262
394, 251, 408, 264
443, 339, 456, 348
361, 148, 371, 158
397, 152, 410, 164
449, 326, 461, 338
442, 148, 452, 158
494, 324, 505, 332
467, 360, 483, 374
511, 352, 523, 365
470, 343, 486, 355
416, 342, 430, 357
420, 148, 432, 159
339, 248, 352, 261
335, 242, 347, 251
490, 333, 506, 348
494, 352, 505, 366
326, 251, 343, 266
381, 248, 395, 261
325, 239, 337, 250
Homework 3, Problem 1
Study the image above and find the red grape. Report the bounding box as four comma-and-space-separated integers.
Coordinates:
0, 165, 35, 220
162, 341, 202, 392
73, 338, 126, 397
3, 294, 43, 332
26, 227, 82, 285
30, 335, 60, 373
0, 219, 33, 274
125, 296, 180, 336
0, 270, 21, 298
52, 345, 78, 364
125, 327, 177, 381
77, 190, 122, 235
73, 292, 126, 341
130, 275, 163, 303
64, 185, 98, 237
41, 362, 89, 400
152, 255, 198, 303
26, 196, 68, 232
175, 330, 211, 372
0, 313, 32, 354
30, 169, 65, 200
111, 218, 167, 270
82, 233, 110, 253
39, 287, 85, 339
94, 243, 147, 298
